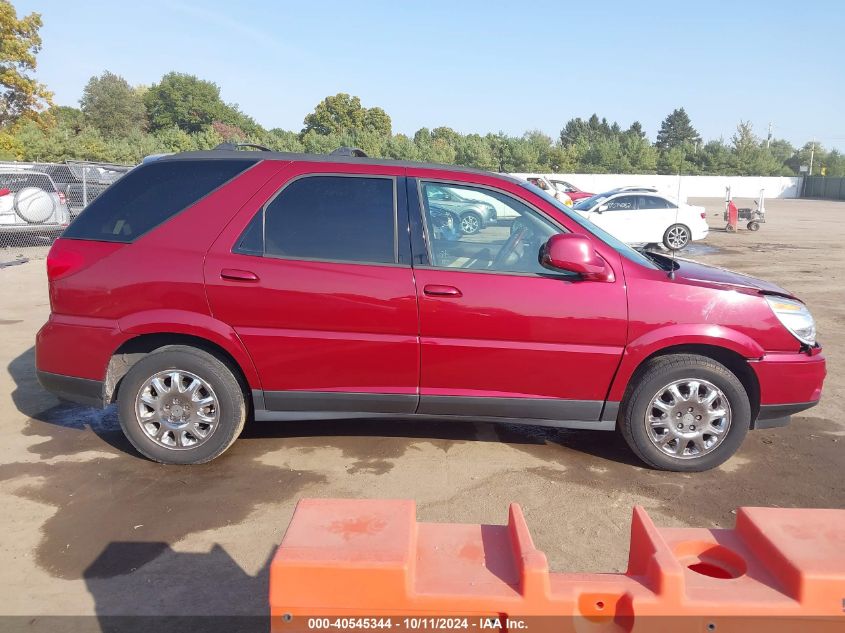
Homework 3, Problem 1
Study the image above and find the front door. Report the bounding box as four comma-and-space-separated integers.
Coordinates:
584, 194, 639, 244
408, 175, 628, 423
205, 164, 420, 415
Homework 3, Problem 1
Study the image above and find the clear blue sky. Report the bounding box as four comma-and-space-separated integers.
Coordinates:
16, 0, 845, 150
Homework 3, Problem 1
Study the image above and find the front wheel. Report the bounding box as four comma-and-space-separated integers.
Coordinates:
117, 345, 247, 464
459, 212, 482, 235
663, 224, 691, 250
618, 354, 750, 472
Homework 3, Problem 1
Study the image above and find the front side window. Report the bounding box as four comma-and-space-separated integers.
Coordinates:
262, 175, 396, 264
419, 181, 557, 275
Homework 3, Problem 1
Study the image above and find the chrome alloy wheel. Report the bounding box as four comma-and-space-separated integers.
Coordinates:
460, 214, 480, 234
666, 225, 690, 249
135, 370, 220, 450
645, 378, 732, 459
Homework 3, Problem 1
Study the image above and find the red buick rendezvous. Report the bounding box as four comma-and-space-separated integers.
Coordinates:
35, 146, 826, 470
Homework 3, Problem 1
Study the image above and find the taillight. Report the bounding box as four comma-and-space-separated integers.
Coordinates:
46, 238, 123, 282
0, 188, 10, 197
46, 242, 84, 281
58, 191, 67, 204
700, 212, 706, 219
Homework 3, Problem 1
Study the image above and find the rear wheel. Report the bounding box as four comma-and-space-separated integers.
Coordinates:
117, 346, 247, 464
663, 224, 691, 250
618, 354, 750, 472
747, 221, 760, 231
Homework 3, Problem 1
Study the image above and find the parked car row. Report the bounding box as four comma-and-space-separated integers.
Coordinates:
512, 176, 708, 251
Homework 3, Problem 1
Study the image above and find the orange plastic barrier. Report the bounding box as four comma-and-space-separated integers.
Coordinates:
270, 499, 845, 631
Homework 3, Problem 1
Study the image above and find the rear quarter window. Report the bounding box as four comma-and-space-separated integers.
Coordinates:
62, 160, 253, 242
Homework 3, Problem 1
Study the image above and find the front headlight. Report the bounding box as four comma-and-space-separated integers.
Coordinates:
765, 296, 816, 346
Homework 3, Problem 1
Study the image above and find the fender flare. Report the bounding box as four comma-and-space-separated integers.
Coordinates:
115, 309, 262, 389
607, 324, 765, 402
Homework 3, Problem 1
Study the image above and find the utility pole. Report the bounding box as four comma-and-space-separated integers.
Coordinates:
766, 122, 772, 148
809, 137, 816, 176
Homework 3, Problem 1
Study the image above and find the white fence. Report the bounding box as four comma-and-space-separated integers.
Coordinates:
513, 174, 803, 200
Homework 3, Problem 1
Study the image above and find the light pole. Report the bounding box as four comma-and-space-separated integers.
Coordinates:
809, 137, 815, 176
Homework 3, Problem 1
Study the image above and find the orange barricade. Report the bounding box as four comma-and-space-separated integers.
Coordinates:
270, 499, 845, 632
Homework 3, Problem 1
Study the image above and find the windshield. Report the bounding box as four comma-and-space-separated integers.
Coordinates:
520, 184, 659, 270
573, 193, 606, 211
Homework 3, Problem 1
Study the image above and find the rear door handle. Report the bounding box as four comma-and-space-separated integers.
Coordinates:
423, 284, 462, 297
220, 268, 259, 282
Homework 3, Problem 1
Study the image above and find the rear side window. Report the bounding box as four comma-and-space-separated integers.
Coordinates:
63, 160, 252, 242
0, 172, 57, 193
260, 175, 396, 264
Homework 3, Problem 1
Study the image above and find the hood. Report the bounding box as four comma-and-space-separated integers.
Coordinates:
672, 257, 795, 298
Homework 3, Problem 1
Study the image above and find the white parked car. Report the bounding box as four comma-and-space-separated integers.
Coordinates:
572, 191, 708, 250
0, 170, 70, 236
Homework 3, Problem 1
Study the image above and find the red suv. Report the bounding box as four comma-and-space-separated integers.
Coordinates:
36, 148, 826, 470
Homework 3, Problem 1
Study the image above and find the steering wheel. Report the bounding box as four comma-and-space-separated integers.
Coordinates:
492, 225, 529, 268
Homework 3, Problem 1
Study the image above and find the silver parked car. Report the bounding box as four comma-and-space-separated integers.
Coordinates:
0, 170, 71, 237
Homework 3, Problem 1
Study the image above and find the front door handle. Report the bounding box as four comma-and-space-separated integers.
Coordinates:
423, 284, 462, 297
220, 268, 259, 282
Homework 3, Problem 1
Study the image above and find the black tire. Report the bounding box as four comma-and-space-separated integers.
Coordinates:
662, 224, 691, 250
747, 221, 760, 231
618, 354, 751, 472
459, 211, 482, 235
117, 346, 247, 464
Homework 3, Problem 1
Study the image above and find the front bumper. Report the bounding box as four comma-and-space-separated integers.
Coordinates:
749, 349, 826, 429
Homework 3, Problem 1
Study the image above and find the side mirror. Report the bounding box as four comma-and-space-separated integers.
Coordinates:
596, 204, 609, 213
541, 234, 614, 282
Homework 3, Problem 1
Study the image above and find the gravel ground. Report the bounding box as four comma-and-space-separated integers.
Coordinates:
0, 196, 842, 620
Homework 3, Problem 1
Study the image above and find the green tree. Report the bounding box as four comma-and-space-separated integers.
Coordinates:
454, 133, 496, 170
384, 133, 421, 161
144, 72, 224, 133
0, 0, 52, 126
730, 121, 780, 176
363, 106, 391, 136
51, 105, 84, 133
655, 108, 701, 151
80, 71, 147, 136
302, 93, 391, 138
696, 139, 733, 174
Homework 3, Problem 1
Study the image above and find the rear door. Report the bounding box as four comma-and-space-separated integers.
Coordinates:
407, 171, 628, 423
632, 195, 676, 243
204, 162, 420, 416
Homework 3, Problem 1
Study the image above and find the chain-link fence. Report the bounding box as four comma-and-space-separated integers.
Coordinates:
0, 160, 133, 265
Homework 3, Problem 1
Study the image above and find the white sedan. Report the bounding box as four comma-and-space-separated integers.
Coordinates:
572, 191, 709, 250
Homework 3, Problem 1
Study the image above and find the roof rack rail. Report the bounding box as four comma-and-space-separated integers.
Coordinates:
330, 146, 368, 158
213, 142, 273, 152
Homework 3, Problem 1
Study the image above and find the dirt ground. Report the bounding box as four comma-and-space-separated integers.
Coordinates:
0, 197, 843, 621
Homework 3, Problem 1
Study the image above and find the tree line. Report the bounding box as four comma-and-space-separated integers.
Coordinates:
1, 1, 842, 177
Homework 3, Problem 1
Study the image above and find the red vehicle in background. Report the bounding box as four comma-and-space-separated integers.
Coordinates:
548, 178, 593, 201
36, 146, 825, 471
